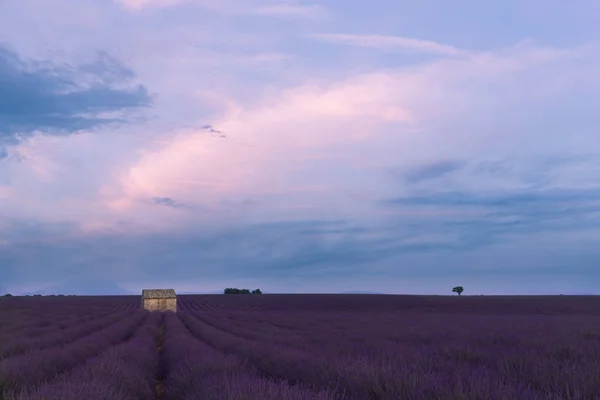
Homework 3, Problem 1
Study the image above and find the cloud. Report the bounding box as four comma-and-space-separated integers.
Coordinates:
115, 0, 326, 18
253, 2, 327, 18
114, 0, 187, 10
3, 39, 598, 242
423, 194, 599, 234
308, 34, 465, 56
403, 160, 465, 183
383, 155, 600, 251
1, 0, 600, 295
0, 44, 151, 143
152, 197, 189, 209
0, 217, 464, 287
23, 278, 135, 295
389, 187, 600, 209
3, 205, 599, 294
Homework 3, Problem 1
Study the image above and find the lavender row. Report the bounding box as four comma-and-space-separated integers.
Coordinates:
0, 310, 148, 396
0, 309, 112, 336
189, 312, 308, 350
15, 311, 163, 400
191, 310, 600, 395
179, 311, 600, 400
0, 297, 139, 341
0, 309, 135, 358
0, 310, 115, 339
187, 311, 394, 360
177, 298, 271, 312
0, 297, 139, 335
0, 311, 124, 356
162, 311, 338, 400
177, 294, 600, 314
178, 312, 357, 397
192, 309, 600, 360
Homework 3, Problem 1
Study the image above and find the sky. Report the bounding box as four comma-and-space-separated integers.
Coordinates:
0, 0, 599, 296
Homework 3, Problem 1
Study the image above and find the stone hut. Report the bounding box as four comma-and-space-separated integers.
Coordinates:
142, 289, 177, 312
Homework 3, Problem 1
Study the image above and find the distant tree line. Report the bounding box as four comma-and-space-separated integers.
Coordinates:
224, 288, 262, 295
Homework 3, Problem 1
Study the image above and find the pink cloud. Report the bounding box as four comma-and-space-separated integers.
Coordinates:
1, 39, 598, 239
115, 0, 188, 10
253, 2, 327, 19
309, 33, 465, 56
115, 0, 327, 18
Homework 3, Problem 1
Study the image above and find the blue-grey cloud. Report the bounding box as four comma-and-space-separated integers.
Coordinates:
387, 187, 600, 209
152, 197, 189, 209
3, 214, 599, 295
0, 44, 151, 143
0, 218, 456, 285
201, 124, 226, 138
22, 278, 135, 296
404, 160, 465, 183
382, 183, 600, 257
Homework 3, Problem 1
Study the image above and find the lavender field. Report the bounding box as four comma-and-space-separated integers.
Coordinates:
1, 294, 600, 400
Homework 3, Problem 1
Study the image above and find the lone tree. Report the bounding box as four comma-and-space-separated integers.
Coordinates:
251, 289, 262, 295
452, 286, 464, 296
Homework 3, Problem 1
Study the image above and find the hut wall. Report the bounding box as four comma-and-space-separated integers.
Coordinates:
143, 297, 177, 312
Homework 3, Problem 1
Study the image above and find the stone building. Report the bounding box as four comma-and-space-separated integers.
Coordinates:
141, 289, 177, 312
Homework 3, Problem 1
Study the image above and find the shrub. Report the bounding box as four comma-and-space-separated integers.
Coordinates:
224, 288, 252, 295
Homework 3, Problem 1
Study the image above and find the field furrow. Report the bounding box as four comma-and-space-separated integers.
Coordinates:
178, 309, 600, 400
0, 311, 148, 397
13, 312, 163, 400
161, 311, 338, 400
0, 310, 136, 358
1, 295, 599, 400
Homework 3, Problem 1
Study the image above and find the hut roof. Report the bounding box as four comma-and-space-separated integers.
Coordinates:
142, 289, 176, 299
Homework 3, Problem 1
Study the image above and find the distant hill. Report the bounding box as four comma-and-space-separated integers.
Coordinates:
340, 291, 384, 295
177, 290, 223, 295
178, 290, 280, 295
22, 279, 135, 296
177, 291, 384, 295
